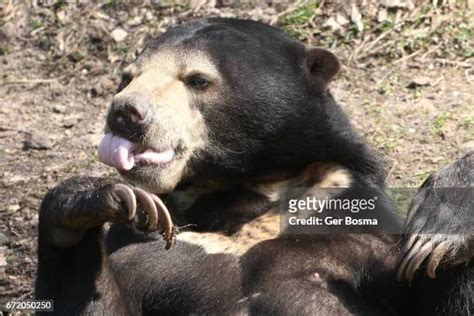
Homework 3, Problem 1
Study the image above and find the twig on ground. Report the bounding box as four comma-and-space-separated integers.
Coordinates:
386, 160, 398, 182
30, 26, 45, 36
432, 76, 444, 87
375, 67, 393, 86
2, 78, 58, 85
392, 49, 422, 65
435, 59, 472, 68
420, 45, 441, 60
0, 127, 30, 134
349, 37, 370, 63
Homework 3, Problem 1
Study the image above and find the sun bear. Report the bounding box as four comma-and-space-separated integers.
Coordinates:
35, 18, 473, 315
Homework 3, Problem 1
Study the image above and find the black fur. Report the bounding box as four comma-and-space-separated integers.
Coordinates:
398, 152, 473, 314
35, 19, 472, 315
149, 18, 387, 186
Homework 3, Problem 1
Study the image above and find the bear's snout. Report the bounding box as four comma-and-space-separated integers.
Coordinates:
107, 94, 151, 137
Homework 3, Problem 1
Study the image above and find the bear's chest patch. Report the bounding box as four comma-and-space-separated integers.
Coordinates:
177, 212, 280, 256
172, 162, 352, 255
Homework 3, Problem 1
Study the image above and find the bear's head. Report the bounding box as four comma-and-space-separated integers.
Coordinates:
98, 18, 383, 193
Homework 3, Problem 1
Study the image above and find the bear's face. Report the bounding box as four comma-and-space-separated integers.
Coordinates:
97, 18, 340, 193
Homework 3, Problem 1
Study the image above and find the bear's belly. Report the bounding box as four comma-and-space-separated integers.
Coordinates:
106, 231, 398, 314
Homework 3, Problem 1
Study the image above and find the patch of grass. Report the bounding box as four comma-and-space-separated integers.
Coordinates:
0, 43, 11, 55
378, 19, 395, 33
67, 51, 84, 63
53, 0, 68, 10
387, 188, 418, 214
412, 171, 431, 186
381, 137, 400, 152
32, 19, 44, 30
103, 0, 121, 8
370, 104, 384, 116
376, 83, 394, 96
461, 116, 474, 140
280, 0, 317, 25
115, 42, 130, 56
461, 116, 473, 129
343, 25, 360, 42
373, 130, 401, 155
452, 22, 474, 58
280, 0, 317, 39
411, 87, 422, 99
88, 151, 98, 165
432, 111, 452, 135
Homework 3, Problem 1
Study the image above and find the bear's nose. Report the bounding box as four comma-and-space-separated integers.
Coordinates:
107, 96, 150, 135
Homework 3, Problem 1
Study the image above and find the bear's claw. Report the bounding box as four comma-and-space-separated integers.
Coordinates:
106, 184, 175, 249
397, 234, 451, 282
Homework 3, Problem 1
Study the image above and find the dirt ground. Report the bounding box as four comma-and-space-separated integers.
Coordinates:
0, 0, 472, 304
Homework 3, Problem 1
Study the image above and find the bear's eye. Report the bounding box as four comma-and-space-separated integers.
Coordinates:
186, 74, 209, 90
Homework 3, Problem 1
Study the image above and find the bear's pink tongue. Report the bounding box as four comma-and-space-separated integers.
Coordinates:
97, 133, 175, 171
98, 134, 136, 171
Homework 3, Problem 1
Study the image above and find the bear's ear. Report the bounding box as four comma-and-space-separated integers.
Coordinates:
304, 47, 340, 86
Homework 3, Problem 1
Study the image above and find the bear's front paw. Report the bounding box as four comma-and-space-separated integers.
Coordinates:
397, 233, 471, 282
397, 153, 473, 282
101, 184, 175, 248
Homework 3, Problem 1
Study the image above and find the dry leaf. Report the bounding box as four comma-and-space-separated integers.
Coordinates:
351, 4, 364, 32
56, 10, 66, 22
324, 17, 342, 31
56, 31, 65, 52
382, 0, 414, 9
336, 13, 349, 26
377, 8, 388, 22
